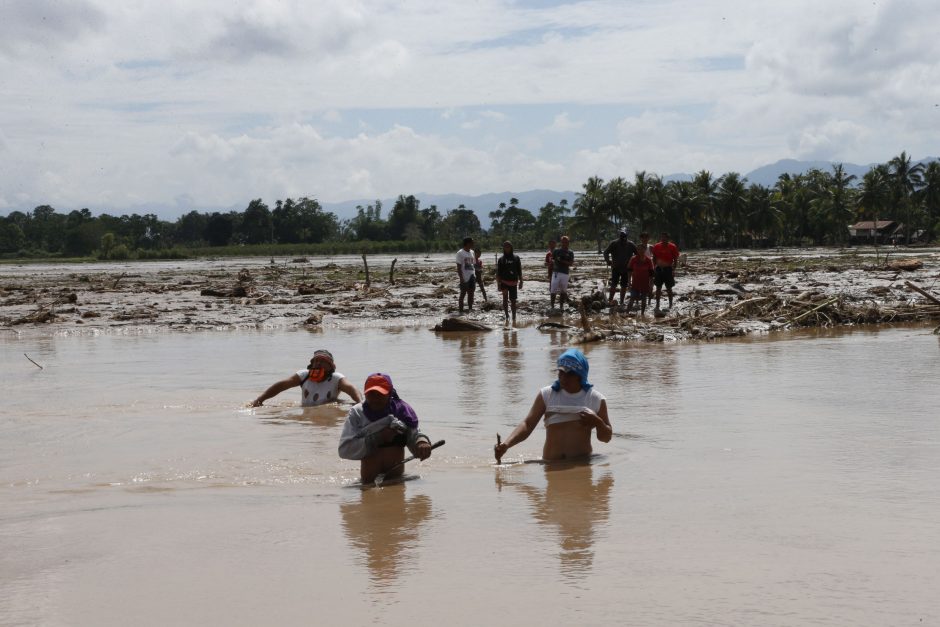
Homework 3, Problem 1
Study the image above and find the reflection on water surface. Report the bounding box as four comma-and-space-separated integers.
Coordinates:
1, 324, 939, 625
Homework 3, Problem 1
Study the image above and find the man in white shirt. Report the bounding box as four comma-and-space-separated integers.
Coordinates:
455, 236, 477, 314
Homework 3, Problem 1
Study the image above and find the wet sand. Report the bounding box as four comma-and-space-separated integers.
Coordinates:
2, 247, 939, 337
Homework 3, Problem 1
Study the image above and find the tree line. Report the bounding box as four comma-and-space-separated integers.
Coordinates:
1, 151, 937, 259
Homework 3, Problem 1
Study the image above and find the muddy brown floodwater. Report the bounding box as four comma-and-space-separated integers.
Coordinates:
2, 318, 940, 625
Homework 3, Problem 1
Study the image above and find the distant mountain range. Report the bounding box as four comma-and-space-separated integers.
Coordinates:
5, 157, 936, 221
322, 156, 937, 224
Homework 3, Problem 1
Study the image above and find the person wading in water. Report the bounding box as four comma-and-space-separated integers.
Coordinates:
494, 349, 611, 463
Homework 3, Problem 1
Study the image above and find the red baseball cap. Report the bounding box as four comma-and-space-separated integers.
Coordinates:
364, 373, 392, 395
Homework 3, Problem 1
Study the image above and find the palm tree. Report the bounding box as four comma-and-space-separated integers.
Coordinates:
810, 164, 857, 244
746, 184, 780, 246
857, 165, 891, 245
692, 170, 718, 247
572, 176, 611, 252
626, 171, 657, 234
663, 180, 700, 248
918, 161, 940, 240
716, 172, 748, 247
603, 177, 630, 231
888, 151, 925, 243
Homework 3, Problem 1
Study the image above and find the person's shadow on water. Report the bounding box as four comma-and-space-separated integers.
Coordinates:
339, 484, 433, 590
496, 461, 614, 579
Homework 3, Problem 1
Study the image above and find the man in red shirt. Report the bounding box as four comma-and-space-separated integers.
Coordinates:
651, 232, 680, 311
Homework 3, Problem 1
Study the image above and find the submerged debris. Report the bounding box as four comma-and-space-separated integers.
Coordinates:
434, 317, 493, 332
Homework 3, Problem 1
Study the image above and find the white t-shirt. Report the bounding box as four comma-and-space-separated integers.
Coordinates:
539, 385, 606, 426
456, 248, 476, 282
295, 370, 345, 407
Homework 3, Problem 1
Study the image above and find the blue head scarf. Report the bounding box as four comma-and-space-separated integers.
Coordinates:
551, 348, 592, 391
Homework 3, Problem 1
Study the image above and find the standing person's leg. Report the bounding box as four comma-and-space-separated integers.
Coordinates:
550, 273, 557, 309
466, 275, 475, 311
608, 269, 617, 305
477, 271, 487, 302
666, 268, 675, 308
654, 267, 663, 310
620, 272, 629, 305
501, 284, 509, 319
510, 286, 518, 322
458, 279, 467, 313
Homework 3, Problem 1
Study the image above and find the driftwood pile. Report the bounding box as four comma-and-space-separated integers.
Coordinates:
572, 280, 940, 343
200, 268, 253, 298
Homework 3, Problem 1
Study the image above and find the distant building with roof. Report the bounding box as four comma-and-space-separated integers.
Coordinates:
848, 220, 901, 244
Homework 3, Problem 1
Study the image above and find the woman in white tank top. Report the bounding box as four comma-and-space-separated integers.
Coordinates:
494, 349, 612, 462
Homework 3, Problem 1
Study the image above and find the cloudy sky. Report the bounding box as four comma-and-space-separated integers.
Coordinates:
2, 0, 939, 216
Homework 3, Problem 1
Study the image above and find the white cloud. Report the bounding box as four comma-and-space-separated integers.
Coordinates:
546, 112, 582, 133
792, 119, 868, 161
2, 0, 940, 214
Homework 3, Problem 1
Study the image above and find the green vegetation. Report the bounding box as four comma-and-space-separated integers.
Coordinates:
3, 152, 938, 260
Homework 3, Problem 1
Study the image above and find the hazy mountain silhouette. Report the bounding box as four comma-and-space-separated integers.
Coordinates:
7, 157, 935, 221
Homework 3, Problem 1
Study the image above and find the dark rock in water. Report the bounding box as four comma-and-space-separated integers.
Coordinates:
304, 312, 324, 326
433, 317, 492, 332
537, 321, 575, 330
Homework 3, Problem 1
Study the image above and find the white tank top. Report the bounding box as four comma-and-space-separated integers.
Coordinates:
539, 385, 605, 426
295, 370, 344, 407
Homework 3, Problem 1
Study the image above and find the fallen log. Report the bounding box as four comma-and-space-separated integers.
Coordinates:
905, 281, 940, 306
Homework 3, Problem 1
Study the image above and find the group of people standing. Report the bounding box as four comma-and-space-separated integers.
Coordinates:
251, 348, 611, 483
604, 231, 680, 315
457, 236, 523, 322
456, 231, 680, 320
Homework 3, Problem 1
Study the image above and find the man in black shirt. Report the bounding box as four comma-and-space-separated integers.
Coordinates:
603, 229, 637, 306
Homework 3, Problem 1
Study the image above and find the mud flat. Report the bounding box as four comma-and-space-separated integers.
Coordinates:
1, 247, 939, 339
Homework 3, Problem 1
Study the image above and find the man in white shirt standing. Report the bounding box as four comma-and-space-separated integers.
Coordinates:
455, 236, 477, 314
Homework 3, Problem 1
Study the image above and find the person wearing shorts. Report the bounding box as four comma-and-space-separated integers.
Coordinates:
651, 232, 680, 311
496, 240, 523, 323
550, 236, 574, 310
603, 229, 637, 306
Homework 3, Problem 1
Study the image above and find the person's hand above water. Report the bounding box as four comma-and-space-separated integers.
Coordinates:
415, 439, 432, 460
494, 441, 508, 464
579, 408, 602, 429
